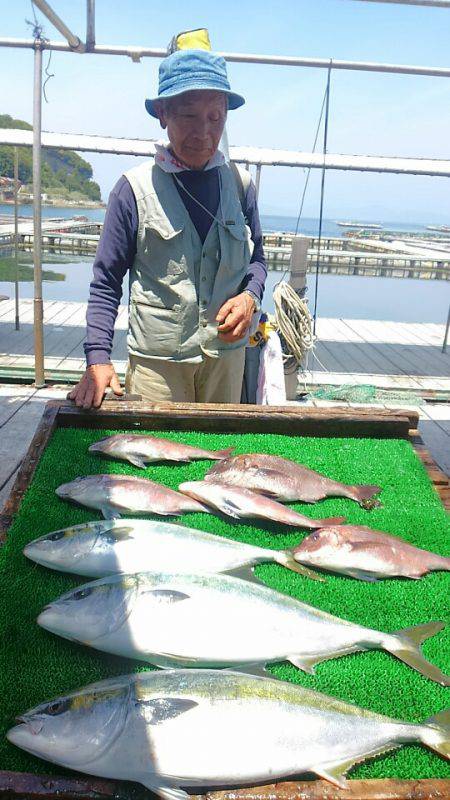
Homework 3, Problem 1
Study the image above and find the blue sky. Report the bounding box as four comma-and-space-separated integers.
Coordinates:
2, 0, 450, 220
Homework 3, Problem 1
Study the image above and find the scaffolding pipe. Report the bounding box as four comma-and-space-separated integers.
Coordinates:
14, 147, 20, 331
2, 36, 450, 78
255, 164, 262, 200
86, 0, 95, 51
32, 0, 84, 50
33, 41, 45, 388
442, 304, 450, 353
351, 0, 450, 7
3, 128, 450, 177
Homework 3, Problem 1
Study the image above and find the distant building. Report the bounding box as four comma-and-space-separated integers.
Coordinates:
0, 176, 17, 202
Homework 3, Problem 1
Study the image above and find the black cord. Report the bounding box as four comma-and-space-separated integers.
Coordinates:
312, 61, 332, 335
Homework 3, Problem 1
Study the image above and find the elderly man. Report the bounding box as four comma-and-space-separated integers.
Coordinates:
69, 49, 267, 408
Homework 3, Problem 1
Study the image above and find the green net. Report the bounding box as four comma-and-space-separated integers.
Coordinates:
307, 383, 424, 406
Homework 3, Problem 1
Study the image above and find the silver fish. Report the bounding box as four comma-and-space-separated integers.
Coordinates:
55, 475, 208, 519
206, 453, 381, 508
294, 524, 450, 581
178, 480, 346, 528
89, 434, 234, 469
7, 670, 450, 798
23, 519, 316, 580
38, 570, 449, 684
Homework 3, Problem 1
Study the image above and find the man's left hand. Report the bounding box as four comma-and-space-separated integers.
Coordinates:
216, 292, 256, 343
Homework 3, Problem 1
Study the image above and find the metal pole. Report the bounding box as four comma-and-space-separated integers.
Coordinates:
32, 0, 84, 50
86, 0, 95, 51
442, 304, 450, 353
351, 0, 450, 7
3, 37, 450, 79
14, 147, 20, 330
255, 164, 262, 200
313, 64, 332, 336
33, 39, 45, 388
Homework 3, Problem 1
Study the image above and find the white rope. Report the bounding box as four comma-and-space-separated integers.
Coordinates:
273, 281, 315, 365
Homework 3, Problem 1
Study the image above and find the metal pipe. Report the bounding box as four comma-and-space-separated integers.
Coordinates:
32, 0, 84, 51
442, 304, 450, 353
86, 0, 95, 51
14, 147, 20, 331
4, 128, 450, 177
351, 0, 450, 7
2, 36, 450, 78
33, 41, 45, 388
255, 164, 262, 200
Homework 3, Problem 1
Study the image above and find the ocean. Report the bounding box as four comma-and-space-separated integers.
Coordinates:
0, 205, 448, 325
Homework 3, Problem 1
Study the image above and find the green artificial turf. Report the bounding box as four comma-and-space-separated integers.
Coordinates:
0, 427, 449, 783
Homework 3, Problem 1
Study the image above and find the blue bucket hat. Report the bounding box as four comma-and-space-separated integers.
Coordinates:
145, 49, 245, 118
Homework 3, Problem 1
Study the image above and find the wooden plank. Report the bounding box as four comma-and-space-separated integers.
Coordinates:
0, 402, 59, 539
1, 773, 449, 800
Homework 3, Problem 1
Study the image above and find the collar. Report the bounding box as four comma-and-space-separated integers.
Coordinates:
154, 141, 226, 174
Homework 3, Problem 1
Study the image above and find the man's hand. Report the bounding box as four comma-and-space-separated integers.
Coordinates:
67, 363, 123, 409
216, 292, 256, 343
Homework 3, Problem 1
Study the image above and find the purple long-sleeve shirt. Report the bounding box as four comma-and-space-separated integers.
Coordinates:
84, 166, 267, 366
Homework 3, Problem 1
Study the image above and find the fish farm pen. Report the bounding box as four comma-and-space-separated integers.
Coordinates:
0, 400, 449, 800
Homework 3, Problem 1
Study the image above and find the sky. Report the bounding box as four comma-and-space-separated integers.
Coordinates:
1, 0, 450, 221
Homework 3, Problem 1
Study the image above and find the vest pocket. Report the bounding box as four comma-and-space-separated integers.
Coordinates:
129, 299, 182, 358
142, 221, 188, 286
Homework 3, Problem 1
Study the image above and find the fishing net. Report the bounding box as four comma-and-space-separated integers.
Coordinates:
307, 383, 424, 406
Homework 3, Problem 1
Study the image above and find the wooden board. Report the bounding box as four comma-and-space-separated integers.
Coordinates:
0, 400, 448, 800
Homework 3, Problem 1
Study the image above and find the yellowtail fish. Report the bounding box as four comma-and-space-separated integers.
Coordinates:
206, 453, 381, 508
55, 475, 209, 519
178, 480, 346, 528
89, 433, 234, 468
294, 524, 450, 581
38, 570, 449, 684
7, 670, 450, 798
23, 519, 317, 580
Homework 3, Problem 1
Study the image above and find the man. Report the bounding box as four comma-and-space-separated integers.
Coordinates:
69, 49, 267, 408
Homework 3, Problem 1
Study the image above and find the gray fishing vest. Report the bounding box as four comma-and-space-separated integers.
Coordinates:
124, 161, 252, 362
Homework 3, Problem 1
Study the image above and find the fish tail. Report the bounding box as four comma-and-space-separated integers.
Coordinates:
387, 621, 450, 686
348, 484, 382, 509
275, 549, 326, 582
213, 447, 235, 460
420, 708, 450, 760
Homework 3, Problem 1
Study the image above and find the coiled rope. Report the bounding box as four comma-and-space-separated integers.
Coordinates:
273, 281, 314, 366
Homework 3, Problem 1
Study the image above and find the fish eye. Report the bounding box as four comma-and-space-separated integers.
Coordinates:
47, 531, 65, 542
45, 699, 70, 716
72, 587, 93, 601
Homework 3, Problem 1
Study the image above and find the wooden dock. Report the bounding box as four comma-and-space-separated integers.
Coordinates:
0, 298, 448, 393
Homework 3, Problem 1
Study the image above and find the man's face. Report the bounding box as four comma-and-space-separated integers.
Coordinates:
155, 90, 227, 170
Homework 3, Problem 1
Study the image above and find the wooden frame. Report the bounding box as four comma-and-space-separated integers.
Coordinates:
0, 400, 448, 800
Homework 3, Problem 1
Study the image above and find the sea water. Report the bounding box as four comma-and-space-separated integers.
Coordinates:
0, 206, 448, 324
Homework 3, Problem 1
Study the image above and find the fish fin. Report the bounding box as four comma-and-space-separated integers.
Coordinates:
388, 621, 450, 686
140, 780, 189, 800
314, 743, 400, 787
344, 568, 379, 582
288, 655, 318, 674
220, 499, 243, 518
422, 708, 450, 759
289, 644, 364, 673
142, 589, 190, 604
214, 446, 235, 459
349, 484, 382, 509
127, 455, 148, 469
275, 551, 326, 582
136, 697, 198, 726
222, 566, 266, 585
106, 526, 135, 541
226, 663, 272, 679
101, 505, 122, 520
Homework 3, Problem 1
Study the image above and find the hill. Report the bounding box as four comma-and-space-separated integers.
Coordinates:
0, 114, 101, 203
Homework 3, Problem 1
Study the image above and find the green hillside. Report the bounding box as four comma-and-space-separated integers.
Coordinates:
0, 114, 101, 202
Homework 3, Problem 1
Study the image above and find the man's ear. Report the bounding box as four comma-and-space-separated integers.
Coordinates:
153, 100, 167, 129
